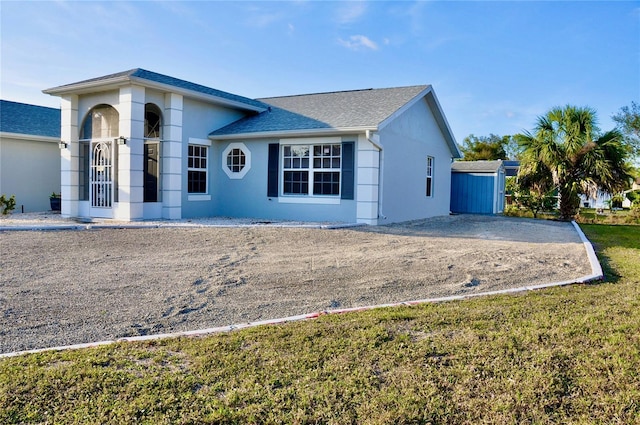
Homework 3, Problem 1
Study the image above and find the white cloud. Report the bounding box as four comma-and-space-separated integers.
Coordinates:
338, 35, 378, 51
335, 1, 367, 24
245, 11, 284, 28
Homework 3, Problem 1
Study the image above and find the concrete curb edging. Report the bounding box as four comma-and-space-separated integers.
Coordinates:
0, 221, 367, 232
571, 220, 604, 280
0, 221, 604, 359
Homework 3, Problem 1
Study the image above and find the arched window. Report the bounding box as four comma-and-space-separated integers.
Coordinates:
145, 104, 162, 139
80, 104, 119, 140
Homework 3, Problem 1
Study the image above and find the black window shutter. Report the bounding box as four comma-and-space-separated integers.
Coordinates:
267, 143, 279, 197
341, 142, 355, 200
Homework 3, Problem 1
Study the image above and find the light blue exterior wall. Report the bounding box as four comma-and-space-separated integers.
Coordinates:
211, 138, 358, 222
378, 97, 455, 223
180, 98, 247, 218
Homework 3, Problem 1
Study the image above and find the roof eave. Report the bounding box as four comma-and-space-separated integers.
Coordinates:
377, 86, 461, 159
129, 77, 267, 113
43, 75, 132, 96
0, 131, 60, 143
424, 90, 462, 158
44, 76, 266, 113
209, 126, 377, 141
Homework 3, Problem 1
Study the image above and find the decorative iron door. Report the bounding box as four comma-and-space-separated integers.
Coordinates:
90, 141, 113, 208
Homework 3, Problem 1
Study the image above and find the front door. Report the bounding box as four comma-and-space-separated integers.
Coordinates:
90, 140, 114, 218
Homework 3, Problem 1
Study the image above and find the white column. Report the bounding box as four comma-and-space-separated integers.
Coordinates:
162, 93, 183, 220
60, 95, 78, 218
115, 85, 145, 220
356, 138, 380, 225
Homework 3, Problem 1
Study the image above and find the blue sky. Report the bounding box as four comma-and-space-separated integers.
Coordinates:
1, 0, 638, 142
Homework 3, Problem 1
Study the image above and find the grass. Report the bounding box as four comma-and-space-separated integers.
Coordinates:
576, 208, 640, 225
505, 205, 640, 225
1, 225, 639, 424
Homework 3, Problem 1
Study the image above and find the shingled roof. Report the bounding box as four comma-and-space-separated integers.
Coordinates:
0, 100, 60, 138
209, 85, 430, 137
44, 68, 267, 112
451, 160, 504, 173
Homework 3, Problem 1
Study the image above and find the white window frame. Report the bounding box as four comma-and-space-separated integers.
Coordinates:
187, 138, 211, 201
280, 138, 342, 203
222, 142, 251, 179
426, 156, 434, 197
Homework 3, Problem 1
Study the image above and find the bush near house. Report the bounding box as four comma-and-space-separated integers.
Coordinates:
0, 194, 16, 215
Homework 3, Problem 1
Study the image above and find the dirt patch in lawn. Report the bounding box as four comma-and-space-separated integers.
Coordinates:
0, 215, 592, 354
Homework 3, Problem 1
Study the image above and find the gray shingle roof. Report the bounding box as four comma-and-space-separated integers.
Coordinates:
451, 160, 503, 173
44, 68, 267, 111
0, 100, 60, 138
209, 85, 430, 136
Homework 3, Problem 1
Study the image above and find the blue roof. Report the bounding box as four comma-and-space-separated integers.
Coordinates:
0, 100, 60, 138
45, 68, 267, 112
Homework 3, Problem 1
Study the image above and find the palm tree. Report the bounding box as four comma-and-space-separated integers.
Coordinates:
517, 105, 632, 220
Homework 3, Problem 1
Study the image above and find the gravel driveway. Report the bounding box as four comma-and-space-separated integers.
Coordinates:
0, 215, 592, 354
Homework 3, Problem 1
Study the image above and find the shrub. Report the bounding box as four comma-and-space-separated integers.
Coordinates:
0, 194, 16, 215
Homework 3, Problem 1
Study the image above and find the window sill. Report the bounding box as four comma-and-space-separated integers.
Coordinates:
188, 194, 211, 201
278, 196, 340, 205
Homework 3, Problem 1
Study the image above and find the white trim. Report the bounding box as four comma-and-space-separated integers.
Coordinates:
188, 195, 211, 201
378, 86, 433, 131
222, 142, 251, 179
0, 132, 60, 143
280, 141, 343, 198
187, 143, 209, 195
280, 136, 342, 145
188, 137, 211, 146
43, 75, 266, 113
278, 196, 341, 205
209, 127, 376, 141
426, 156, 434, 198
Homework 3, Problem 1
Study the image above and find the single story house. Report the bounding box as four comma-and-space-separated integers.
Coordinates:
42, 68, 461, 224
450, 160, 505, 214
0, 100, 61, 212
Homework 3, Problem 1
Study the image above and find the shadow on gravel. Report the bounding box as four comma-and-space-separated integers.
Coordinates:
354, 215, 582, 245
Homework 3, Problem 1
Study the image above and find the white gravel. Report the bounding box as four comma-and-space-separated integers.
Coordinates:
0, 213, 593, 354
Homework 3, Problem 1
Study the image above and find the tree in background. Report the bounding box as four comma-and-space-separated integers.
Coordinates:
612, 101, 640, 159
517, 105, 632, 220
459, 134, 510, 161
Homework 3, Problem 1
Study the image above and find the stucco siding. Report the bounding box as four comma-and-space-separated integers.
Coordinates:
378, 97, 454, 223
210, 138, 357, 222
77, 91, 120, 125
180, 99, 249, 218
0, 136, 61, 212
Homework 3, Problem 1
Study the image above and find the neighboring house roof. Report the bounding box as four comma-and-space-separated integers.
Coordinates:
210, 85, 461, 157
503, 159, 520, 177
0, 100, 60, 138
43, 68, 267, 113
452, 160, 504, 173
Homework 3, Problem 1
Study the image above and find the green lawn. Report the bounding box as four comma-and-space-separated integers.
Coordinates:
1, 225, 639, 424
